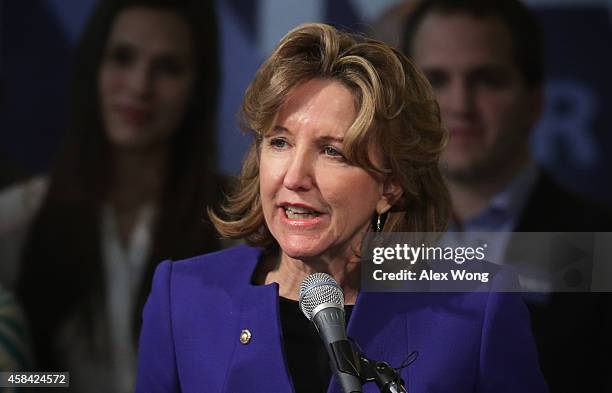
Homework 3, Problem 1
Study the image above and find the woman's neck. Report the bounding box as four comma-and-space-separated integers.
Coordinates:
107, 145, 169, 212
106, 145, 169, 247
258, 248, 361, 305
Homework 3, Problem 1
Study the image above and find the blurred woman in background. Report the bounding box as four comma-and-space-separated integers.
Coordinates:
5, 0, 222, 391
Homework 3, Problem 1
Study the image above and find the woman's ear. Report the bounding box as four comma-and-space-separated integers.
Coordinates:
376, 177, 404, 214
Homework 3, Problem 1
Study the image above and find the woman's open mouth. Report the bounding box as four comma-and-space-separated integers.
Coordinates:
283, 205, 322, 219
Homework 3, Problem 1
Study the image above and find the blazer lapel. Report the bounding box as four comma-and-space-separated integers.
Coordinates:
222, 282, 295, 393
324, 291, 412, 393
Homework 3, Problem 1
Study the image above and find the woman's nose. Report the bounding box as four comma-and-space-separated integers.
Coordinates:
282, 149, 315, 191
126, 63, 153, 99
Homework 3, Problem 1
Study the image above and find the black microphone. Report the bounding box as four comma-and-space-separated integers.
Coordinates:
299, 273, 363, 393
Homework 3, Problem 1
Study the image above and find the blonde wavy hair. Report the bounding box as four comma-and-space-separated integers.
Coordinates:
210, 23, 450, 246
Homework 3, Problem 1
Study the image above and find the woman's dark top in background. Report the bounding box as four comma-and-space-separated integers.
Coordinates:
279, 297, 354, 393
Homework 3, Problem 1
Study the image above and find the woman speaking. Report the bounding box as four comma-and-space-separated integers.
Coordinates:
136, 23, 546, 393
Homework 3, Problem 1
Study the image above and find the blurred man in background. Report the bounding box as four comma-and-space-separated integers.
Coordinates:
401, 0, 611, 391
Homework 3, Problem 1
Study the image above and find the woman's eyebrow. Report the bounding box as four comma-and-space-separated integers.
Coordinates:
105, 40, 133, 51
267, 125, 289, 136
266, 126, 344, 143
318, 135, 344, 143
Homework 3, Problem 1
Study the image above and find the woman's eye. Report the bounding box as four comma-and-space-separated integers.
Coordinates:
106, 47, 133, 66
269, 138, 288, 149
154, 58, 184, 77
324, 146, 343, 158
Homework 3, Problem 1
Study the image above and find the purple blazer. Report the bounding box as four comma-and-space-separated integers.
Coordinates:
136, 245, 547, 393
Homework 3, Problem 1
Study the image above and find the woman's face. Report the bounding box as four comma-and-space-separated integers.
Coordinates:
98, 7, 196, 150
259, 79, 396, 261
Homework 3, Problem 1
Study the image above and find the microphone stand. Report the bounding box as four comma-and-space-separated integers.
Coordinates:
359, 357, 408, 393
329, 340, 414, 393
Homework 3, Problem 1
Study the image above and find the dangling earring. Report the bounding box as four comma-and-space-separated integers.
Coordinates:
376, 214, 383, 232
375, 211, 388, 233
371, 211, 388, 234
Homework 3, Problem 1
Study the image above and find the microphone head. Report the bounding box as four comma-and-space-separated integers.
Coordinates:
298, 272, 344, 320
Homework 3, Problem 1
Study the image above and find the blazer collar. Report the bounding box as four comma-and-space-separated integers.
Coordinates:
226, 246, 412, 393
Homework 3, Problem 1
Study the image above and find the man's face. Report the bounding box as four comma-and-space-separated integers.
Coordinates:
411, 12, 541, 183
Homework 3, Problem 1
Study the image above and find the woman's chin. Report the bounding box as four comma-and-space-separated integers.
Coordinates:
278, 238, 326, 260
280, 247, 320, 260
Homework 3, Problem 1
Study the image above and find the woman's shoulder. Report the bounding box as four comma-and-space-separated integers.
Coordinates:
0, 175, 50, 288
178, 244, 262, 265
364, 263, 524, 324
0, 175, 49, 234
161, 244, 263, 281
146, 245, 264, 307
